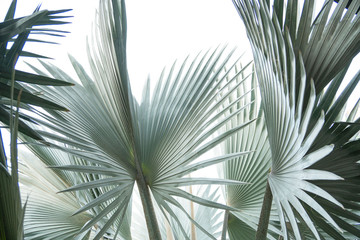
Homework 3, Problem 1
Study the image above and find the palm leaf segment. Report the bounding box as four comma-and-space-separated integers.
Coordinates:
19, 150, 93, 240
19, 135, 131, 240
220, 67, 282, 239
25, 0, 254, 238
0, 112, 23, 240
0, 0, 73, 140
0, 1, 73, 239
233, 0, 360, 239
163, 186, 223, 240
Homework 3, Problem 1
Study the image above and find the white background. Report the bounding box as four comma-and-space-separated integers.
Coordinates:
2, 0, 252, 99
2, 0, 359, 101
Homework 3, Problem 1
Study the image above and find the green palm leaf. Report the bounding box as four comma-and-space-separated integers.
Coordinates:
220, 64, 281, 239
0, 0, 73, 140
0, 75, 25, 240
232, 0, 360, 239
23, 0, 255, 238
20, 155, 92, 240
20, 134, 133, 240
164, 186, 223, 240
27, 49, 252, 239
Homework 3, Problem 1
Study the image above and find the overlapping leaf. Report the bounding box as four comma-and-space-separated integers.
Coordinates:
165, 186, 223, 240
232, 0, 360, 239
0, 103, 24, 240
18, 134, 134, 240
0, 0, 73, 140
22, 0, 256, 238
219, 64, 281, 239
271, 1, 360, 238
19, 152, 92, 240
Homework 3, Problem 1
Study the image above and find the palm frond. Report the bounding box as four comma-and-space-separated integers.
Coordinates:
232, 0, 360, 239
165, 186, 223, 240
0, 73, 25, 240
220, 63, 282, 239
0, 154, 24, 240
271, 0, 360, 101
20, 134, 133, 240
26, 48, 253, 239
0, 0, 73, 139
273, 1, 360, 238
20, 155, 92, 240
22, 0, 256, 238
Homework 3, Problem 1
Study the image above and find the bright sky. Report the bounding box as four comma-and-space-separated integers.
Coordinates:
2, 0, 359, 103
2, 0, 251, 99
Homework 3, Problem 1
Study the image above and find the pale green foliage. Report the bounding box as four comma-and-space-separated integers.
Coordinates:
20, 155, 92, 239
6, 0, 360, 239
220, 66, 280, 239
232, 0, 360, 239
20, 0, 255, 239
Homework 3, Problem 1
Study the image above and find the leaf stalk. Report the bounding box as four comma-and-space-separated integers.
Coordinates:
255, 178, 273, 240
136, 168, 162, 240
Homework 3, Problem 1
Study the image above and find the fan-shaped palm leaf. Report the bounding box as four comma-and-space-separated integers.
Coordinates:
22, 0, 255, 239
19, 133, 133, 240
219, 63, 282, 240
232, 0, 360, 239
272, 1, 360, 238
20, 153, 92, 240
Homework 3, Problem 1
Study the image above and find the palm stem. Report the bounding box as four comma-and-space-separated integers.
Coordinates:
136, 172, 162, 240
221, 209, 229, 240
255, 179, 273, 240
0, 131, 7, 167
